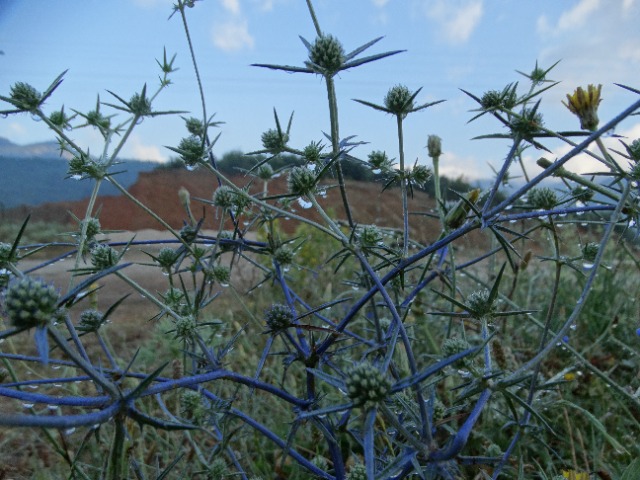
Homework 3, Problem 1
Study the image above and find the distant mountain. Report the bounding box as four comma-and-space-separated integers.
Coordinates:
0, 137, 159, 209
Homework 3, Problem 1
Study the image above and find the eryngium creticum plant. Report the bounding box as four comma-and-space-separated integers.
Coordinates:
1, 1, 640, 479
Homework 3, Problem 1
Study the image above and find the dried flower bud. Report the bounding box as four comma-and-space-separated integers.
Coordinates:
563, 84, 602, 131
427, 135, 442, 158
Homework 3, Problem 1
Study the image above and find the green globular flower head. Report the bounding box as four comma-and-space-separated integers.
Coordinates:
261, 128, 289, 154
273, 246, 294, 266
90, 244, 118, 270
511, 108, 544, 140
307, 34, 345, 76
0, 242, 16, 268
302, 141, 324, 165
212, 185, 236, 210
358, 225, 383, 248
345, 363, 391, 406
3, 277, 60, 328
177, 136, 205, 168
77, 309, 105, 333
626, 139, 640, 162
10, 82, 42, 111
367, 150, 393, 172
256, 163, 274, 180
156, 247, 178, 271
82, 217, 101, 240
582, 242, 599, 263
174, 315, 197, 339
264, 303, 295, 333
184, 116, 205, 137
384, 84, 414, 117
287, 166, 316, 196
129, 92, 152, 117
49, 108, 72, 130
528, 187, 558, 210
572, 186, 594, 203
206, 265, 230, 285
480, 85, 517, 112
347, 464, 367, 480
180, 224, 198, 244
442, 337, 471, 368
466, 288, 496, 319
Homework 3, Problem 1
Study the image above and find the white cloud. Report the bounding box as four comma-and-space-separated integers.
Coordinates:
439, 151, 485, 180
128, 135, 167, 162
418, 0, 484, 45
557, 0, 600, 32
221, 0, 240, 15
212, 19, 255, 52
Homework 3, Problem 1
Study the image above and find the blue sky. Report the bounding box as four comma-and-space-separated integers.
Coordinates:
1, 0, 639, 180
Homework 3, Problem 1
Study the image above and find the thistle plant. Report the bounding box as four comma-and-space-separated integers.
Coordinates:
1, 2, 640, 480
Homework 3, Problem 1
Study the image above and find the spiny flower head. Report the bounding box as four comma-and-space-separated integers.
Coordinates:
176, 136, 205, 168
9, 82, 41, 111
307, 34, 345, 76
625, 138, 640, 162
77, 309, 106, 333
563, 84, 602, 131
264, 303, 295, 333
3, 277, 60, 328
528, 187, 558, 210
287, 166, 316, 196
466, 288, 496, 319
384, 84, 414, 117
345, 362, 391, 406
261, 128, 289, 154
212, 185, 236, 209
90, 244, 118, 270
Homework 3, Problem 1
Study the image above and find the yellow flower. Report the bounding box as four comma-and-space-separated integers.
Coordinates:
563, 84, 602, 131
562, 469, 590, 480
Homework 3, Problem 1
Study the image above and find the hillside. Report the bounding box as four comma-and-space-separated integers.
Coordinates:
0, 136, 158, 209
3, 167, 488, 248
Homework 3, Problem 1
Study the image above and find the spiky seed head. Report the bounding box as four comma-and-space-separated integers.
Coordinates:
287, 166, 316, 196
261, 128, 288, 154
90, 244, 118, 270
466, 288, 496, 319
384, 84, 414, 116
345, 363, 391, 406
346, 464, 367, 480
0, 242, 16, 268
582, 242, 599, 262
302, 141, 324, 164
206, 265, 230, 285
212, 185, 236, 209
184, 117, 204, 137
442, 336, 471, 368
3, 277, 59, 328
511, 108, 544, 139
129, 92, 152, 116
273, 246, 294, 266
82, 217, 101, 240
358, 225, 383, 248
180, 224, 198, 244
256, 163, 274, 180
367, 150, 392, 171
175, 315, 197, 339
626, 139, 640, 162
10, 82, 41, 111
177, 136, 205, 167
307, 34, 345, 75
157, 247, 178, 271
572, 186, 594, 203
77, 309, 105, 333
264, 303, 295, 333
528, 187, 558, 210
